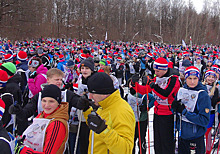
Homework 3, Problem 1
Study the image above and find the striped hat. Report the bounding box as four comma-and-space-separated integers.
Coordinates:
0, 70, 8, 87
184, 66, 200, 79
17, 51, 27, 62
211, 65, 220, 74
146, 53, 153, 59
0, 98, 5, 121
205, 70, 217, 79
153, 57, 168, 70
59, 54, 65, 61
4, 54, 13, 62
183, 52, 190, 57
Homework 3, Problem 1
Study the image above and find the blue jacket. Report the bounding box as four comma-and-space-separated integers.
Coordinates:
176, 82, 211, 140
57, 60, 67, 72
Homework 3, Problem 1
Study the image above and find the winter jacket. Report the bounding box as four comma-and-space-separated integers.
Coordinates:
83, 90, 135, 154
20, 102, 69, 154
134, 68, 181, 115
16, 88, 80, 120
0, 121, 11, 154
175, 82, 211, 140
28, 64, 47, 97
57, 60, 67, 72
5, 74, 23, 104
16, 61, 29, 92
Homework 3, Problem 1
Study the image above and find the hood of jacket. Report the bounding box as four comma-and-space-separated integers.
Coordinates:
36, 64, 47, 75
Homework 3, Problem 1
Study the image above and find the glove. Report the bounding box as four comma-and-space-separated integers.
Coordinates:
9, 104, 22, 114
146, 76, 155, 88
139, 103, 147, 112
87, 112, 107, 134
171, 100, 185, 114
29, 71, 37, 79
15, 135, 26, 154
76, 95, 90, 111
131, 74, 140, 87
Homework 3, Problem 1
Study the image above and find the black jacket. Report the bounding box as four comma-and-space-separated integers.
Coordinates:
0, 121, 11, 154
5, 74, 23, 105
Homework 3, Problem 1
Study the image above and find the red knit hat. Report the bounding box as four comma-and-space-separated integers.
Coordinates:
17, 51, 27, 62
153, 57, 168, 70
183, 52, 189, 57
4, 54, 13, 62
0, 98, 5, 121
59, 54, 65, 60
0, 70, 8, 87
184, 66, 200, 79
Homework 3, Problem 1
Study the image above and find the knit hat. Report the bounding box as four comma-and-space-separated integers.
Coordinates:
205, 70, 217, 79
184, 66, 200, 79
99, 59, 107, 66
87, 72, 115, 95
59, 54, 65, 61
0, 99, 5, 121
80, 53, 87, 61
182, 59, 192, 67
183, 52, 189, 57
66, 60, 75, 68
0, 70, 8, 87
80, 57, 94, 72
41, 84, 61, 104
211, 65, 220, 74
4, 54, 13, 62
146, 53, 153, 59
17, 51, 27, 62
153, 57, 168, 70
0, 62, 16, 76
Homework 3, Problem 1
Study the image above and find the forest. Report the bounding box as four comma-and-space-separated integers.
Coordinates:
0, 0, 219, 45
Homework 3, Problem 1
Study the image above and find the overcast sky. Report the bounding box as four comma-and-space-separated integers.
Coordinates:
186, 0, 204, 13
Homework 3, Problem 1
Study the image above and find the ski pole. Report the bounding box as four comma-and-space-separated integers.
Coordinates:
74, 109, 82, 154
178, 113, 182, 149
146, 84, 150, 154
211, 122, 220, 153
135, 82, 142, 154
173, 111, 177, 148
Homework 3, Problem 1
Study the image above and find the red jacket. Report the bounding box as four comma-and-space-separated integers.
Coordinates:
134, 68, 180, 115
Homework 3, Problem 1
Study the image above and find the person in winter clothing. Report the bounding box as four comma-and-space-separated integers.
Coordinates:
202, 70, 219, 154
77, 72, 135, 154
15, 84, 69, 153
16, 51, 29, 93
125, 80, 155, 154
171, 66, 211, 154
131, 57, 181, 154
0, 62, 23, 105
57, 54, 67, 72
28, 57, 47, 98
77, 57, 95, 154
36, 47, 51, 70
0, 98, 12, 153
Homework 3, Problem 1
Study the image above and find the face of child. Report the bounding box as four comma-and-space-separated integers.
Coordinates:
206, 75, 216, 84
42, 97, 59, 114
80, 66, 92, 79
47, 75, 63, 88
186, 76, 199, 88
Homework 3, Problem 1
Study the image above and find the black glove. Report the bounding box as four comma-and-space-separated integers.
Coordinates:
9, 104, 22, 114
131, 73, 140, 87
171, 100, 185, 113
146, 76, 155, 88
15, 135, 26, 153
139, 103, 147, 112
29, 71, 37, 79
76, 95, 90, 111
87, 112, 107, 134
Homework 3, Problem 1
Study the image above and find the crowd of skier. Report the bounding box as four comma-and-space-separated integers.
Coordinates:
0, 38, 220, 154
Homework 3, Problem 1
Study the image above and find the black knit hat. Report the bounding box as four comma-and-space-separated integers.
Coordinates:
87, 72, 115, 94
41, 84, 61, 104
80, 57, 94, 72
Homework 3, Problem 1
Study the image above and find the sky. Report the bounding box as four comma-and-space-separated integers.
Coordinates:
185, 0, 204, 13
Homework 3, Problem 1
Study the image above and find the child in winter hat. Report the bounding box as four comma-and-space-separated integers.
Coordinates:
0, 62, 16, 77
80, 57, 94, 72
